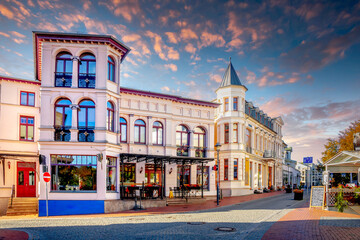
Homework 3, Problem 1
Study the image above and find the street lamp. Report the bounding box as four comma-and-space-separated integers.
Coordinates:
215, 142, 221, 206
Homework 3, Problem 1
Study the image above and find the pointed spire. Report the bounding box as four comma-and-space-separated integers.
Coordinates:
219, 58, 244, 88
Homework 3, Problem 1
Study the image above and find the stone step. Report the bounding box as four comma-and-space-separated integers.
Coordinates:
7, 198, 38, 216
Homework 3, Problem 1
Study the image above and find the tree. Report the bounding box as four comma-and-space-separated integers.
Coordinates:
322, 119, 360, 163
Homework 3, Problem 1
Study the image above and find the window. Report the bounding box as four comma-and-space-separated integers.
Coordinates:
106, 156, 117, 191
20, 116, 34, 141
134, 119, 146, 144
107, 56, 115, 82
258, 164, 262, 187
245, 128, 251, 152
152, 121, 163, 145
50, 155, 97, 191
224, 123, 229, 144
234, 159, 238, 180
177, 165, 190, 186
224, 159, 229, 181
121, 163, 135, 183
197, 166, 209, 190
176, 125, 189, 156
20, 92, 35, 106
194, 127, 206, 157
233, 97, 238, 111
78, 100, 95, 142
120, 117, 127, 143
55, 52, 73, 87
54, 99, 72, 141
233, 123, 238, 143
107, 102, 114, 132
224, 98, 229, 111
79, 53, 96, 88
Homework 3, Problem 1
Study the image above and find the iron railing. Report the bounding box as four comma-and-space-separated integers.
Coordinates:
78, 73, 96, 88
54, 126, 71, 141
78, 128, 94, 142
55, 72, 72, 87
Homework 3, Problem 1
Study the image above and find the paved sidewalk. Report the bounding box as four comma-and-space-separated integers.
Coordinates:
0, 229, 28, 240
262, 201, 360, 240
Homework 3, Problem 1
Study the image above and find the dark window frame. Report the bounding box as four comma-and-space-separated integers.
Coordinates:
107, 56, 115, 82
107, 101, 115, 132
106, 156, 117, 192
224, 123, 229, 144
234, 159, 238, 180
120, 117, 127, 143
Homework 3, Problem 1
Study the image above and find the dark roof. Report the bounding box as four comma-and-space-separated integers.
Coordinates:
219, 60, 247, 89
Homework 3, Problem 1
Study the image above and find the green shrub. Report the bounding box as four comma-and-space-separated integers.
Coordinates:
335, 189, 348, 213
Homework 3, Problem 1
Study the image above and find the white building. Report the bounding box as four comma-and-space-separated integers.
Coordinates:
214, 61, 284, 196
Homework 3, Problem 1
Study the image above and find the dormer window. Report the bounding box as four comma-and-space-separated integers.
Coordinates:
79, 53, 96, 88
107, 56, 115, 82
55, 52, 72, 87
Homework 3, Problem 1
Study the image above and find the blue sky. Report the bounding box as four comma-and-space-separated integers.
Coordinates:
0, 0, 359, 162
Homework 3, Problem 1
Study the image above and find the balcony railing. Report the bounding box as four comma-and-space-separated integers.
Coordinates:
54, 126, 71, 141
195, 147, 206, 158
246, 146, 252, 154
177, 146, 189, 156
78, 128, 94, 142
55, 72, 72, 87
78, 73, 95, 88
263, 150, 276, 158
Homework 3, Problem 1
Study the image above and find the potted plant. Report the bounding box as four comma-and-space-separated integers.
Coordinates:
285, 185, 292, 193
293, 189, 303, 200
335, 188, 348, 212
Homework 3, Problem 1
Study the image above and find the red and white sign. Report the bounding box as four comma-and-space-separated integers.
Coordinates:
43, 172, 51, 183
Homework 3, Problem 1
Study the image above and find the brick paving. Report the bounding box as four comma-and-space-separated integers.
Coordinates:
262, 201, 360, 240
0, 229, 28, 240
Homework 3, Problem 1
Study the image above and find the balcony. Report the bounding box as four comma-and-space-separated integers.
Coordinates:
246, 146, 252, 154
263, 150, 276, 158
55, 72, 72, 87
54, 126, 71, 141
78, 73, 95, 88
78, 128, 94, 142
177, 146, 189, 157
195, 147, 206, 158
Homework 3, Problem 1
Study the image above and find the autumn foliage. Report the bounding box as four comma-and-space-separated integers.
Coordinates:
322, 119, 360, 163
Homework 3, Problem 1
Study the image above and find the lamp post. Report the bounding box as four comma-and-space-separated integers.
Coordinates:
215, 142, 221, 206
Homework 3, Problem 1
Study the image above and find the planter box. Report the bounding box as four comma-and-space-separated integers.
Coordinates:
294, 192, 303, 200
286, 188, 292, 193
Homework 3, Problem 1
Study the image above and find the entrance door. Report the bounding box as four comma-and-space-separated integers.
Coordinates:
17, 162, 36, 197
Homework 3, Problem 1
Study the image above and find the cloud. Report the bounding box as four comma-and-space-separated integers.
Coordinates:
0, 32, 10, 38
0, 67, 11, 76
199, 32, 225, 48
180, 28, 198, 41
281, 26, 360, 73
183, 80, 196, 86
145, 31, 179, 61
164, 63, 178, 72
209, 74, 222, 83
9, 31, 26, 38
185, 43, 196, 54
161, 86, 170, 92
165, 32, 178, 44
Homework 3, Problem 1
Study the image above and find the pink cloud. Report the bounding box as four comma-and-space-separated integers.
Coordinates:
164, 64, 178, 72
185, 43, 196, 54
209, 74, 222, 83
0, 4, 15, 19
180, 28, 198, 41
199, 32, 225, 48
145, 31, 179, 61
161, 86, 170, 92
0, 32, 10, 38
165, 32, 178, 44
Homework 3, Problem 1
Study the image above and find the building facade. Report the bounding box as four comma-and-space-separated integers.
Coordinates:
214, 61, 284, 196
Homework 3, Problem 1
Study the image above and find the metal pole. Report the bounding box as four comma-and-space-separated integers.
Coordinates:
161, 159, 163, 199
46, 182, 49, 217
217, 149, 220, 206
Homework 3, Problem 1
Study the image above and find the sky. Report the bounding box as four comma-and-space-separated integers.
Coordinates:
0, 0, 359, 163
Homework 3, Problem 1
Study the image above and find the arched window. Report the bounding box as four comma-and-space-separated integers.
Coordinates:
194, 127, 206, 157
134, 119, 146, 144
54, 98, 72, 141
152, 121, 163, 145
55, 52, 73, 87
176, 125, 189, 156
107, 56, 115, 82
79, 53, 96, 88
120, 117, 127, 143
107, 101, 114, 132
78, 99, 95, 142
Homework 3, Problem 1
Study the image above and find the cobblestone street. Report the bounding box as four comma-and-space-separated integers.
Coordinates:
0, 193, 306, 240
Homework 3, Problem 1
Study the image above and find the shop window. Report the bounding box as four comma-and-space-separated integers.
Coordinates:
50, 155, 97, 191
177, 165, 190, 186
120, 117, 127, 143
234, 159, 238, 180
145, 164, 162, 185
20, 91, 35, 106
197, 166, 209, 190
106, 156, 117, 191
152, 121, 163, 145
121, 163, 135, 183
20, 116, 34, 141
134, 119, 146, 144
224, 159, 229, 181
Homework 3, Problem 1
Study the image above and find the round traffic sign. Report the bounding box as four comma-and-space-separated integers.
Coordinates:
43, 172, 51, 182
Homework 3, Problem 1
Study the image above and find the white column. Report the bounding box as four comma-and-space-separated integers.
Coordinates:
129, 114, 134, 144
72, 59, 78, 88
70, 106, 78, 142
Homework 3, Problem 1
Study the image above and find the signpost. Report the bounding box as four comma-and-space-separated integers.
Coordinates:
43, 172, 50, 217
303, 157, 313, 163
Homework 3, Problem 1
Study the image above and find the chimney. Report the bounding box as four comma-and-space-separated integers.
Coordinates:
354, 133, 360, 151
